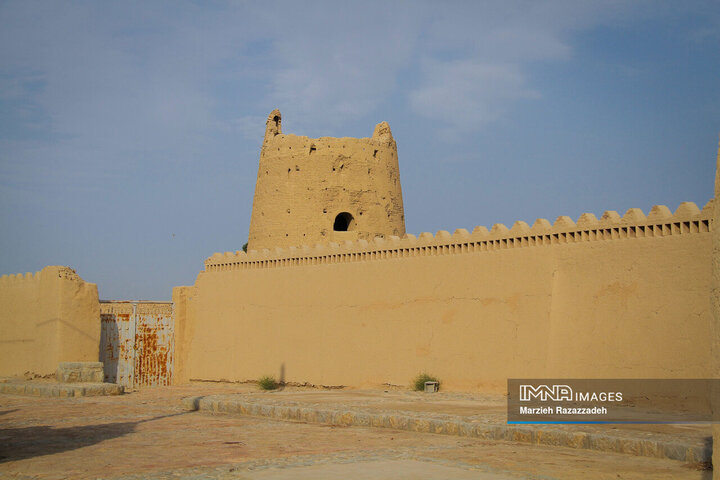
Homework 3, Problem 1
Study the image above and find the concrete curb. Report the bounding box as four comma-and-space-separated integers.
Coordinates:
182, 395, 711, 464
0, 381, 124, 397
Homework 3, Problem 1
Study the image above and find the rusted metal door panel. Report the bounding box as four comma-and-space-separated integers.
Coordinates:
99, 301, 173, 389
100, 314, 120, 382
134, 303, 174, 387
99, 302, 136, 388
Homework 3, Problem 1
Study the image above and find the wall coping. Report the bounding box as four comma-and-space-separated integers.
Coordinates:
204, 200, 713, 272
0, 266, 81, 283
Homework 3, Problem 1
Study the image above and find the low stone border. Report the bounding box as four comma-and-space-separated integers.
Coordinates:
0, 381, 123, 397
182, 395, 712, 464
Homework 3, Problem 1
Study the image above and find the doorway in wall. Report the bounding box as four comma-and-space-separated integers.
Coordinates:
100, 301, 174, 389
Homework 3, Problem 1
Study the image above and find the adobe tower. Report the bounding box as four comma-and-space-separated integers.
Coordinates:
247, 109, 406, 251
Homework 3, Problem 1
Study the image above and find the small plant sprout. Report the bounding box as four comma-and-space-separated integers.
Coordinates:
412, 372, 440, 392
258, 375, 277, 390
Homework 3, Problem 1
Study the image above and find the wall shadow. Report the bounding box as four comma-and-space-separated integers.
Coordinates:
0, 411, 187, 463
276, 362, 286, 391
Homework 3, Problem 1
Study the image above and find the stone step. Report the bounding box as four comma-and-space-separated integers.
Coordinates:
182, 395, 711, 464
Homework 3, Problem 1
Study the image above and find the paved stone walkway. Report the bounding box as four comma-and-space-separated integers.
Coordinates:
0, 383, 713, 479
183, 384, 712, 463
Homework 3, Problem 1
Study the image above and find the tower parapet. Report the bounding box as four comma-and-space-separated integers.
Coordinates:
248, 110, 405, 250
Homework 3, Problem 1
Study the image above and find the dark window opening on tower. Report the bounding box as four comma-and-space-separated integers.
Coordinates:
333, 212, 355, 231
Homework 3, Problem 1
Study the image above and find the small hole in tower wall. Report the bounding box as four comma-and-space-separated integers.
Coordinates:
333, 212, 355, 231
373, 150, 378, 157
309, 146, 316, 154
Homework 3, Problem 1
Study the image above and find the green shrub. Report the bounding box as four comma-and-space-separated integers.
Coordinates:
242, 242, 248, 253
412, 372, 440, 391
258, 375, 277, 390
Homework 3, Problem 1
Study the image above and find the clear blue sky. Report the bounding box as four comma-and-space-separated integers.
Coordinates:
1, 1, 718, 300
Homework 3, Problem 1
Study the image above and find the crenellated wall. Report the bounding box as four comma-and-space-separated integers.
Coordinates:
0, 266, 100, 377
174, 201, 712, 391
208, 202, 710, 272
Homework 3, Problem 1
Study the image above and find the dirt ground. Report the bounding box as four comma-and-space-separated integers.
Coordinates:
0, 384, 712, 479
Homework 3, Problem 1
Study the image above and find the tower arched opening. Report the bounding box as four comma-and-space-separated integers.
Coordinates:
333, 212, 355, 231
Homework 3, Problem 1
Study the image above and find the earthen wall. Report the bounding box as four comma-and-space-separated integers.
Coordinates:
0, 266, 100, 377
175, 201, 712, 391
710, 139, 719, 475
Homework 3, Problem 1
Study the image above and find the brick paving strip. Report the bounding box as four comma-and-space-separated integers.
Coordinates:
182, 394, 712, 464
0, 380, 123, 397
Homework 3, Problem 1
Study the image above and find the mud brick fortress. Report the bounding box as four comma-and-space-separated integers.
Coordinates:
0, 110, 717, 396
248, 110, 405, 250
